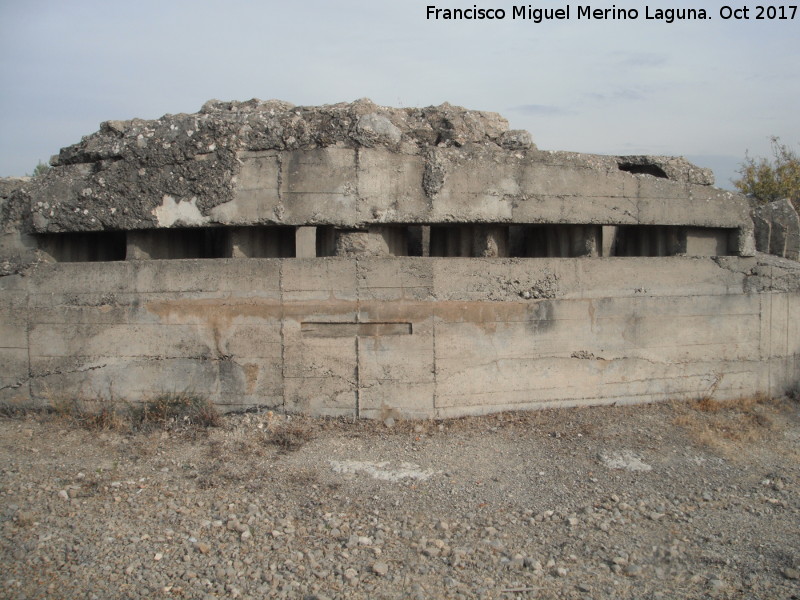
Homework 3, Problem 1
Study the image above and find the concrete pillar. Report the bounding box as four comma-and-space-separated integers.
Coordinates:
568, 225, 600, 257
459, 227, 472, 257
229, 227, 289, 258
296, 227, 316, 258
637, 229, 650, 257
557, 226, 570, 257
653, 227, 666, 257
440, 227, 464, 257
601, 226, 617, 257
472, 225, 509, 257
666, 227, 683, 256
421, 225, 430, 257
126, 230, 156, 260
333, 226, 407, 257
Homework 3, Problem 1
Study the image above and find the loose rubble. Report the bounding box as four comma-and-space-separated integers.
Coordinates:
1, 398, 799, 599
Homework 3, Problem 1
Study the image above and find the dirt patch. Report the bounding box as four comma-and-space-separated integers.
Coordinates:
1, 397, 798, 599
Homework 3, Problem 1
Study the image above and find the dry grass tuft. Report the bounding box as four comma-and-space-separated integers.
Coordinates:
134, 392, 221, 431
4, 392, 222, 433
267, 424, 315, 451
672, 393, 780, 455
264, 420, 315, 452
0, 400, 43, 418
50, 398, 130, 431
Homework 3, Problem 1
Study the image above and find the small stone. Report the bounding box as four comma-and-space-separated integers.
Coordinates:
708, 578, 725, 590
58, 490, 69, 501
195, 542, 211, 554
343, 567, 358, 581
372, 561, 389, 576
154, 552, 163, 561
625, 564, 642, 577
783, 568, 800, 580
524, 558, 542, 570
15, 511, 34, 526
383, 417, 395, 428
240, 529, 251, 541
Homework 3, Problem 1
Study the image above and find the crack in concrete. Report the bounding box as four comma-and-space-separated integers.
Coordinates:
22, 363, 108, 384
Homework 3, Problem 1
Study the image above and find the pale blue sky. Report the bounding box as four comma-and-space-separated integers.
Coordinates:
1, 0, 798, 189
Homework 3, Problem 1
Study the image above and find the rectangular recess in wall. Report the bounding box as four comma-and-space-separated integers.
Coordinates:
36, 231, 127, 262
301, 322, 412, 338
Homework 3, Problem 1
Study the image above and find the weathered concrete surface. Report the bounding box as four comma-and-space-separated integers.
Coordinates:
5, 99, 751, 255
3, 256, 798, 416
0, 101, 794, 417
752, 198, 800, 261
1, 177, 39, 276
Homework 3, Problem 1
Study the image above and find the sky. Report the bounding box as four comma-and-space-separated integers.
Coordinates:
1, 0, 798, 190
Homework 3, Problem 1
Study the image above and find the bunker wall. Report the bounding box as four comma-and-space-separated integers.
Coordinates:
2, 256, 797, 418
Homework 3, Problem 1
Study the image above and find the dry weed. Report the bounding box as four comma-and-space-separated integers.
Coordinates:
672, 394, 779, 455
134, 392, 221, 431
265, 422, 315, 452
50, 398, 130, 432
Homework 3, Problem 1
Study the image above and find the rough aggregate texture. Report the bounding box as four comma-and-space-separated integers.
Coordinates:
2, 398, 799, 600
5, 99, 715, 234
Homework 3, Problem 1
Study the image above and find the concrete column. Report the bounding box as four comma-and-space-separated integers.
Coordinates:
296, 227, 316, 258
601, 226, 617, 257
126, 230, 156, 260
229, 228, 254, 258
459, 227, 472, 257
568, 225, 600, 257
333, 226, 406, 257
444, 227, 463, 257
637, 229, 650, 257
545, 227, 558, 257
557, 226, 570, 257
666, 228, 683, 256
472, 225, 508, 257
421, 225, 431, 257
230, 227, 282, 258
653, 227, 667, 257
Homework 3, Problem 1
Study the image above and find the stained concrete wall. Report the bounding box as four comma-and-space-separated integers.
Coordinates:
207, 148, 752, 246
2, 256, 798, 418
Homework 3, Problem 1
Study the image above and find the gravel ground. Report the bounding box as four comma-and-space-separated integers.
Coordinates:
1, 396, 799, 600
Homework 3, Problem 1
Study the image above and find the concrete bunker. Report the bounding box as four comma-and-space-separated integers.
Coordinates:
1, 99, 798, 418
